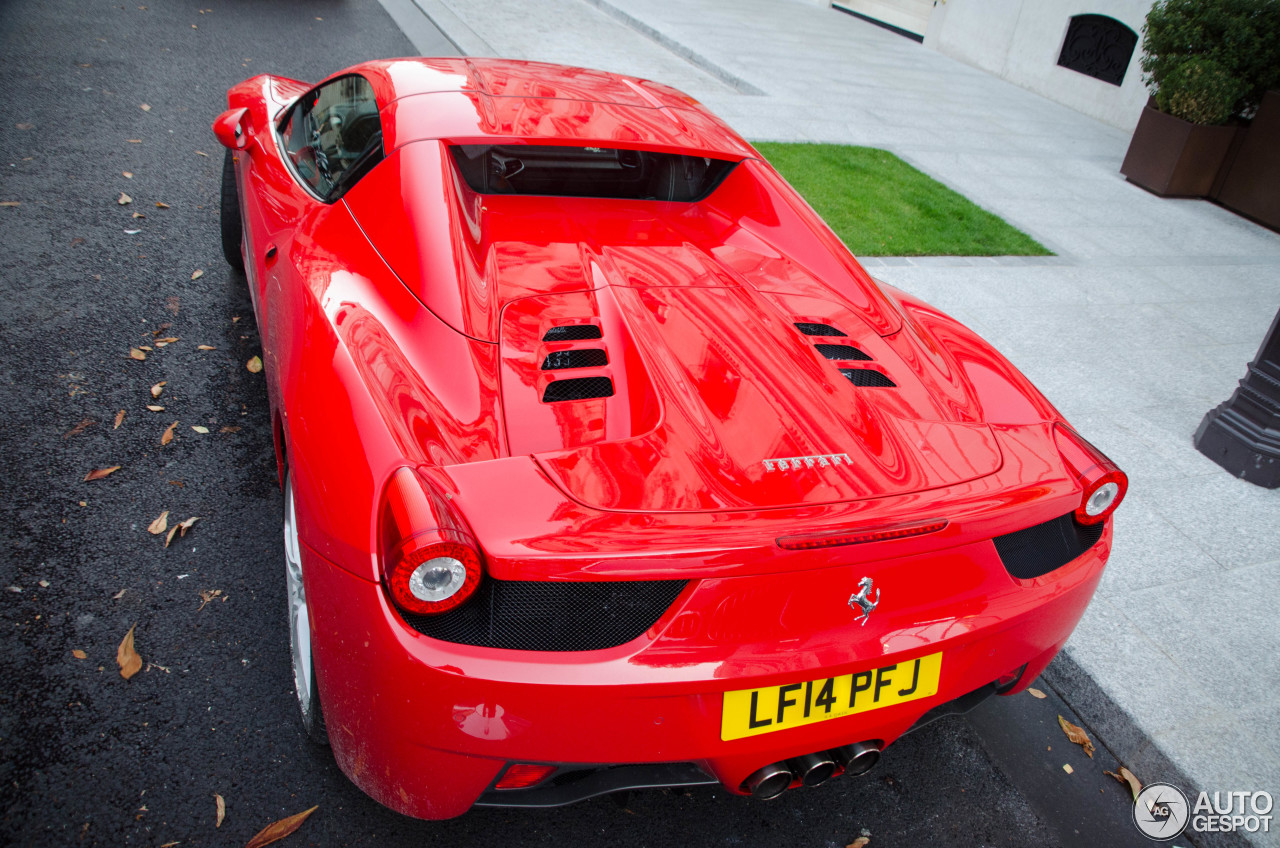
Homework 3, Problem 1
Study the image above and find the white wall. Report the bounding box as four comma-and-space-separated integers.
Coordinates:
922, 0, 1153, 131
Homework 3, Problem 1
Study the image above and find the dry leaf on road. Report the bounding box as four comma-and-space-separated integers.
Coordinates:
155, 201, 170, 209
197, 344, 216, 350
178, 516, 200, 536
117, 624, 142, 680
198, 589, 222, 611
246, 355, 263, 374
147, 405, 164, 412
1027, 687, 1047, 699
245, 806, 318, 848
114, 409, 126, 429
72, 649, 87, 659
151, 382, 166, 398
83, 466, 121, 482
191, 425, 209, 434
1105, 767, 1142, 801
113, 588, 127, 600
1057, 715, 1095, 758
147, 511, 169, 535
220, 426, 241, 434
122, 171, 133, 179
129, 347, 146, 361
139, 103, 151, 112
215, 793, 226, 828
161, 421, 178, 446
117, 192, 132, 205
165, 525, 179, 548
848, 838, 870, 848
1063, 763, 1074, 774
64, 418, 94, 438
0, 201, 21, 207
191, 269, 204, 280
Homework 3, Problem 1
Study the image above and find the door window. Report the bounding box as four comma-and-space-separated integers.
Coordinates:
279, 74, 384, 200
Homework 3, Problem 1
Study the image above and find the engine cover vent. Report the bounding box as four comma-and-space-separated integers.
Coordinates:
794, 322, 847, 337
543, 325, 603, 341
993, 512, 1105, 579
840, 368, 896, 388
544, 376, 615, 402
815, 343, 871, 361
541, 349, 609, 370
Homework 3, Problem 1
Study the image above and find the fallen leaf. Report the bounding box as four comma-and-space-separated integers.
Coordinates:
147, 511, 169, 535
231, 316, 241, 323
198, 589, 222, 611
117, 192, 132, 205
1105, 766, 1142, 801
246, 355, 263, 373
72, 649, 87, 659
7, 586, 21, 593
16, 122, 34, 130
215, 793, 225, 827
161, 420, 178, 446
112, 589, 127, 600
159, 842, 180, 848
1063, 763, 1074, 774
191, 425, 209, 434
1027, 687, 1047, 699
190, 269, 204, 280
165, 525, 179, 548
139, 103, 151, 112
151, 382, 166, 398
64, 418, 94, 438
195, 150, 209, 157
178, 516, 200, 536
132, 212, 145, 219
138, 345, 153, 351
129, 347, 146, 361
847, 839, 870, 848
1057, 715, 1095, 758
147, 405, 164, 412
83, 466, 121, 482
220, 426, 241, 434
154, 337, 179, 347
122, 171, 133, 179
117, 624, 142, 680
127, 138, 142, 143
244, 806, 318, 848
38, 579, 50, 588
155, 201, 170, 209
0, 201, 20, 207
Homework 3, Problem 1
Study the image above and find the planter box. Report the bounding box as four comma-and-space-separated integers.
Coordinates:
1214, 90, 1280, 231
1120, 102, 1240, 197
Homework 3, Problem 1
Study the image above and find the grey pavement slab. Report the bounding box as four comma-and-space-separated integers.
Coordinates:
380, 0, 1280, 842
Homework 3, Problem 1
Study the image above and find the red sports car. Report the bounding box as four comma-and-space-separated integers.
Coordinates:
212, 58, 1127, 820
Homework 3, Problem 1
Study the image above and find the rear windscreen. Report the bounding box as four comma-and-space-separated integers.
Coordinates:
449, 144, 736, 201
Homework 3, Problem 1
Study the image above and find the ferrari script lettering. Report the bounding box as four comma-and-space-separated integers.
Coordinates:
762, 453, 852, 472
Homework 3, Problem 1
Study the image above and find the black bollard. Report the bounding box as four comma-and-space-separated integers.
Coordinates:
1193, 306, 1280, 487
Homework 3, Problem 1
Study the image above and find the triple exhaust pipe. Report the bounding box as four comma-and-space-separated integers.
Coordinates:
743, 741, 882, 800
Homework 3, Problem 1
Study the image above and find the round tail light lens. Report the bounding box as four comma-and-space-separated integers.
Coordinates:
1053, 425, 1128, 526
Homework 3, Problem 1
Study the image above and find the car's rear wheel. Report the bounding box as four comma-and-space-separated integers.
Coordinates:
284, 472, 328, 746
220, 148, 246, 274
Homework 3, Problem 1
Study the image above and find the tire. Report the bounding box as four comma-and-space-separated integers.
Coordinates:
284, 472, 328, 746
220, 148, 246, 274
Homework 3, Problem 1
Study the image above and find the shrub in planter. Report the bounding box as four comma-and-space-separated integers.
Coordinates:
1141, 0, 1280, 121
1154, 57, 1242, 126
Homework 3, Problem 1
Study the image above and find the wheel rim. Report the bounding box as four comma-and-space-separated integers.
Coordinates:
283, 474, 313, 718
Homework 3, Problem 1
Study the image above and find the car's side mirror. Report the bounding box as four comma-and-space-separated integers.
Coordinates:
212, 107, 250, 150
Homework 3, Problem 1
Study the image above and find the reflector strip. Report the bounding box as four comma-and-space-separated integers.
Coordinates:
776, 520, 947, 550
495, 763, 557, 790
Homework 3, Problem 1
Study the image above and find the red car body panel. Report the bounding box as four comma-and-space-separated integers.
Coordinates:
216, 58, 1122, 820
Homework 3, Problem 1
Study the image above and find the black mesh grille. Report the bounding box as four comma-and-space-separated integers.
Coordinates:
815, 343, 871, 361
400, 579, 689, 651
541, 349, 609, 370
840, 368, 896, 387
543, 325, 602, 341
795, 322, 846, 337
993, 512, 1105, 579
543, 377, 615, 402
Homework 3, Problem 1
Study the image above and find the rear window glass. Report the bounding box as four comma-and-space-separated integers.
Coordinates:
449, 144, 736, 201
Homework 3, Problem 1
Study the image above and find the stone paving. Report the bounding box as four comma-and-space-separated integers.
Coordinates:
389, 0, 1280, 839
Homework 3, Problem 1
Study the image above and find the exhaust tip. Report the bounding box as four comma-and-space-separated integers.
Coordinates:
790, 752, 838, 787
833, 741, 882, 777
744, 762, 793, 800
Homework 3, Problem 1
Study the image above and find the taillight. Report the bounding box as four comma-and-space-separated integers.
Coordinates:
1053, 424, 1128, 526
378, 467, 482, 616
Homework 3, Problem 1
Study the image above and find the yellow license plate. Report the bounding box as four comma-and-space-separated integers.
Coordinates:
721, 652, 943, 741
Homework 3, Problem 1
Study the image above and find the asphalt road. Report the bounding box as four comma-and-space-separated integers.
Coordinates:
0, 1, 1153, 846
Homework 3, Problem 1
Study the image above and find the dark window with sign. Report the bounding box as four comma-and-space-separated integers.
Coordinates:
279, 74, 384, 201
450, 144, 737, 201
1057, 14, 1137, 87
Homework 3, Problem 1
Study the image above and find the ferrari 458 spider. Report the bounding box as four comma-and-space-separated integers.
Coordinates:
213, 57, 1127, 819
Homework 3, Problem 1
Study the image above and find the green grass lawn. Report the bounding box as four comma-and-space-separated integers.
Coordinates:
752, 142, 1051, 257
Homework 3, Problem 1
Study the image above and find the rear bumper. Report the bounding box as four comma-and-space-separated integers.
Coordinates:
302, 522, 1109, 819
